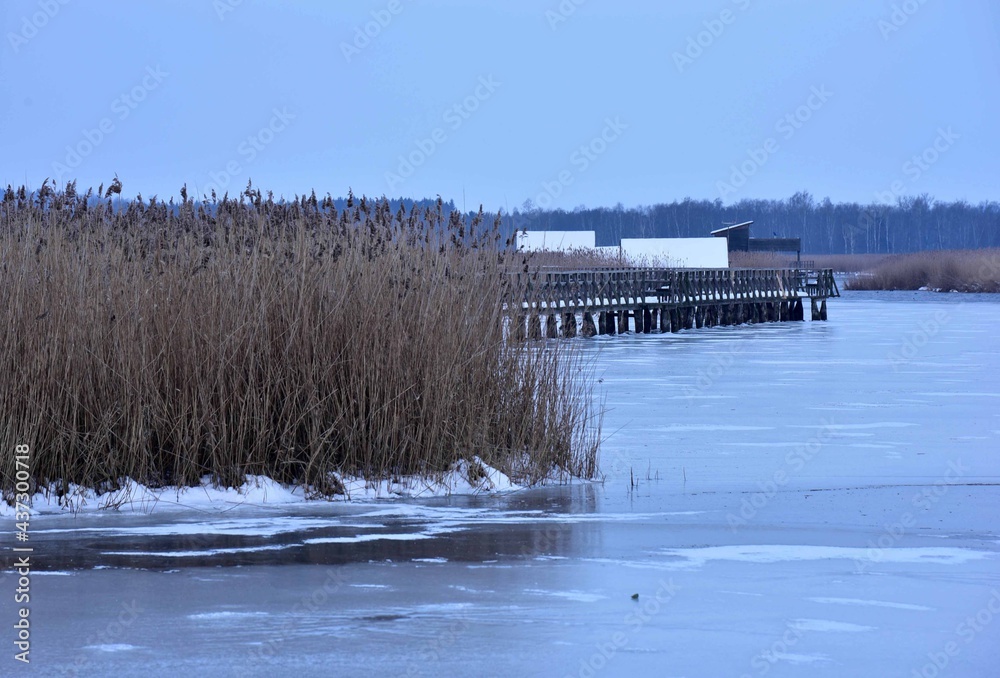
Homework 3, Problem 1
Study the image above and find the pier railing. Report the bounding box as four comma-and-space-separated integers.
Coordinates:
509, 268, 838, 312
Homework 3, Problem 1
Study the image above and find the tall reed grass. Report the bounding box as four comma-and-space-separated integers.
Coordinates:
0, 182, 599, 502
844, 249, 1000, 292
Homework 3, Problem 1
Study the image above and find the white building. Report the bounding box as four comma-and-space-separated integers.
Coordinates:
518, 230, 596, 251
618, 238, 729, 268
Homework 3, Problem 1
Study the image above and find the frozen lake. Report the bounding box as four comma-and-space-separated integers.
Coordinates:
7, 291, 1000, 677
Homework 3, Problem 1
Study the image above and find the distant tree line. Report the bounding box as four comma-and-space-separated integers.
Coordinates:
15, 181, 998, 254
494, 192, 1000, 254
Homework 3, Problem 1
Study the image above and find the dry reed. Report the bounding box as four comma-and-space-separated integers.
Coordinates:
844, 249, 1000, 292
0, 181, 600, 503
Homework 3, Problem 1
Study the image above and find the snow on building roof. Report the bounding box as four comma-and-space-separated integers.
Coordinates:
710, 221, 753, 235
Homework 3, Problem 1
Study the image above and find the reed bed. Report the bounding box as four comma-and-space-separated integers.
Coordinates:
0, 182, 600, 503
519, 247, 627, 269
810, 253, 892, 273
844, 249, 1000, 292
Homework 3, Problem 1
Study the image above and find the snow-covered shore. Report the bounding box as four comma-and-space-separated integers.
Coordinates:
2, 457, 580, 517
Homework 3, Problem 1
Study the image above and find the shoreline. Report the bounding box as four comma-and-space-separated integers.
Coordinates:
2, 458, 589, 517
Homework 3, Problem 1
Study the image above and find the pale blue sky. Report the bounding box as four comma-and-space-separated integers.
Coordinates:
1, 0, 997, 210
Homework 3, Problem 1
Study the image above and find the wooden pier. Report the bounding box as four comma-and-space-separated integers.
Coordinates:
509, 268, 839, 339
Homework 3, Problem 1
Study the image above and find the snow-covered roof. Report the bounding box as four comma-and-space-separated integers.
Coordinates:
710, 221, 753, 235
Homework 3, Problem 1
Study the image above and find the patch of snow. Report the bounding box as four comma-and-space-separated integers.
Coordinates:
103, 544, 296, 558
769, 652, 831, 664
525, 589, 607, 603
303, 533, 437, 545
187, 611, 269, 621
790, 619, 875, 632
808, 597, 933, 611
1, 456, 581, 517
654, 545, 993, 568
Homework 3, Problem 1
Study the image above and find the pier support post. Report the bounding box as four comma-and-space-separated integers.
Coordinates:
598, 311, 607, 335
670, 308, 680, 333
619, 310, 630, 334
527, 314, 541, 340
811, 298, 821, 321
695, 307, 705, 329
643, 307, 653, 334
779, 301, 789, 322
791, 299, 804, 321
606, 310, 617, 335
545, 314, 559, 338
683, 307, 695, 330
581, 312, 597, 338
562, 312, 577, 338
659, 307, 670, 333
819, 299, 828, 321
513, 315, 526, 341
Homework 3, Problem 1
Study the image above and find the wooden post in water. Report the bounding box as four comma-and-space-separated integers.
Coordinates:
659, 307, 670, 333
546, 314, 559, 338
562, 312, 577, 338
670, 308, 681, 333
581, 312, 597, 337
643, 307, 653, 334
819, 299, 828, 321
619, 310, 630, 334
606, 310, 617, 335
514, 315, 526, 341
695, 307, 705, 329
598, 311, 607, 335
527, 314, 541, 340
811, 298, 821, 321
683, 307, 695, 330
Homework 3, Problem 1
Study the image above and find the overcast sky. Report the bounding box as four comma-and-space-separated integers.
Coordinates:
1, 0, 997, 211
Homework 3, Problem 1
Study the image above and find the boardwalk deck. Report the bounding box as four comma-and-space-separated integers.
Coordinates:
509, 267, 839, 338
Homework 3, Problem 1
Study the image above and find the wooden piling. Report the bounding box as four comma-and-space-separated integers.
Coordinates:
791, 299, 804, 321
514, 315, 526, 341
562, 312, 577, 338
527, 314, 541, 340
581, 312, 597, 337
546, 314, 559, 338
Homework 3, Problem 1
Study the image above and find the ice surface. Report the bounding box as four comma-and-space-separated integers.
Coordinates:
7, 292, 1000, 677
